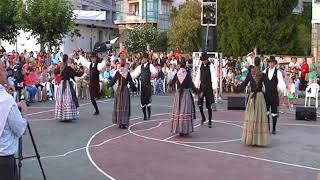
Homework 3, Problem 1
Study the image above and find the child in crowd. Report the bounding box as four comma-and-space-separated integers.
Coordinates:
294, 74, 300, 99
287, 77, 296, 111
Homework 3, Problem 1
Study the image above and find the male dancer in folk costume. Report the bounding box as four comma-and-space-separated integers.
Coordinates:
131, 52, 158, 120
263, 56, 286, 134
194, 52, 218, 128
79, 52, 107, 115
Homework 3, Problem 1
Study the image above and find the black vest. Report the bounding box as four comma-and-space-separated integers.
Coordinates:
141, 64, 151, 85
200, 63, 212, 90
265, 68, 279, 105
90, 62, 99, 85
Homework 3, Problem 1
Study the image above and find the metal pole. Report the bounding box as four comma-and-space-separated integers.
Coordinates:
90, 24, 93, 51
219, 53, 223, 98
205, 23, 209, 52
145, 0, 148, 23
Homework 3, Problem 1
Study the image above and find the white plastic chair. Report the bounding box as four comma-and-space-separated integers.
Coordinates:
52, 79, 59, 100
304, 83, 320, 108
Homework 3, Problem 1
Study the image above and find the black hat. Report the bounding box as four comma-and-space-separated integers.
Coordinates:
267, 56, 277, 64
90, 52, 97, 58
201, 51, 208, 61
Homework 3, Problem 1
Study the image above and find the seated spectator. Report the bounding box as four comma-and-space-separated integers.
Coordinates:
155, 64, 165, 94
101, 64, 112, 98
24, 67, 38, 103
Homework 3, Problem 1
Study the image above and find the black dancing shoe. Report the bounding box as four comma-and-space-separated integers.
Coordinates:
208, 124, 212, 128
272, 130, 276, 134
93, 111, 99, 115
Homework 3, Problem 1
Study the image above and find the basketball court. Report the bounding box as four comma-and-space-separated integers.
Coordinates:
21, 95, 320, 180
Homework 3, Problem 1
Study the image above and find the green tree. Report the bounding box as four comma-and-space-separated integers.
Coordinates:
125, 24, 159, 53
19, 0, 74, 49
218, 0, 299, 56
155, 32, 168, 52
294, 3, 312, 56
168, 0, 202, 53
0, 0, 22, 43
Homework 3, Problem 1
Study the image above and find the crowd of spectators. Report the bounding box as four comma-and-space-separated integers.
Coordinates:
1, 45, 318, 109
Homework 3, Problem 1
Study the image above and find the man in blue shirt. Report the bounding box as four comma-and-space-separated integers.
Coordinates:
0, 61, 27, 180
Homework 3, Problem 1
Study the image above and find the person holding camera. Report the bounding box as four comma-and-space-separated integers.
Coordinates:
0, 61, 27, 180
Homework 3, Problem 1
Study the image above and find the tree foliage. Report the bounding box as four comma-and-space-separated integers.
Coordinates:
168, 0, 202, 53
125, 24, 159, 53
19, 0, 74, 49
218, 0, 299, 56
295, 3, 312, 56
0, 0, 22, 43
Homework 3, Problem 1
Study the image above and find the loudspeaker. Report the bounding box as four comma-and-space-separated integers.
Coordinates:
227, 96, 246, 110
295, 107, 317, 121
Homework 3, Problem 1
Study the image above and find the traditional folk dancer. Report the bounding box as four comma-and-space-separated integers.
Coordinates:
55, 54, 79, 121
194, 52, 218, 128
109, 59, 137, 129
79, 52, 107, 115
131, 53, 158, 120
236, 57, 270, 146
169, 60, 199, 136
263, 56, 286, 134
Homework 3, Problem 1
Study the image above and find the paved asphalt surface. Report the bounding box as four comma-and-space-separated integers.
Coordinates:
19, 94, 320, 180
20, 95, 173, 180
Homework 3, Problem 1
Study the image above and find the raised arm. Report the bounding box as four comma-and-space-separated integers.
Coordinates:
237, 72, 251, 92
109, 71, 119, 87
168, 74, 178, 86
149, 64, 158, 74
130, 65, 142, 79
97, 60, 107, 71
128, 74, 137, 92
79, 57, 91, 69
277, 70, 286, 92
210, 63, 218, 90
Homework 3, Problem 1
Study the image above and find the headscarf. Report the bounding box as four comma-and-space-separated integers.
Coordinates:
0, 84, 16, 136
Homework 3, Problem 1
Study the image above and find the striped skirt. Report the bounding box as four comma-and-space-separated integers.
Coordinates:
171, 89, 196, 135
55, 80, 78, 121
242, 92, 270, 146
112, 87, 131, 126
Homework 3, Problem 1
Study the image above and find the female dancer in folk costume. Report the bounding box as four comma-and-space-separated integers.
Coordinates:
55, 54, 79, 121
109, 59, 137, 129
235, 57, 270, 146
169, 60, 199, 136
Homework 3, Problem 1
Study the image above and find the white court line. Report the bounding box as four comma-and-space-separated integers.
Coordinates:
128, 121, 320, 172
131, 119, 242, 144
219, 120, 320, 127
85, 112, 171, 180
25, 99, 114, 117
99, 100, 173, 108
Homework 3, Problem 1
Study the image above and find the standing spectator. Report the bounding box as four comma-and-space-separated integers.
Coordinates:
287, 77, 296, 111
0, 60, 27, 180
300, 57, 309, 91
308, 57, 318, 84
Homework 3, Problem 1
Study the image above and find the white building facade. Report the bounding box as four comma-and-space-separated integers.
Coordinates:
0, 0, 118, 54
